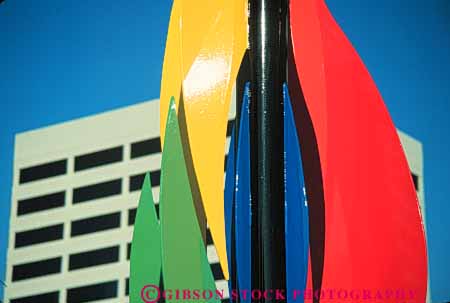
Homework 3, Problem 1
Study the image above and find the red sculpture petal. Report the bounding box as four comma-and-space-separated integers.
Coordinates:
289, 0, 427, 302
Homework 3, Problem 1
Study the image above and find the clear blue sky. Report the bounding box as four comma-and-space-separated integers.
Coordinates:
0, 0, 449, 302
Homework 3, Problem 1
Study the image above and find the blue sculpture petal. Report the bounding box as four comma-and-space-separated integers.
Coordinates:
235, 83, 251, 303
225, 125, 236, 296
284, 83, 309, 303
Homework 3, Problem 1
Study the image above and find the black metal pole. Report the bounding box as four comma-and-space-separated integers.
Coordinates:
249, 0, 287, 302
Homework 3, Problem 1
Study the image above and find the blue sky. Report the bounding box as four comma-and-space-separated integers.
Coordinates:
1, 0, 449, 301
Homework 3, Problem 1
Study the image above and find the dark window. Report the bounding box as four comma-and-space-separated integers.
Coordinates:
15, 224, 63, 248
129, 173, 145, 192
17, 191, 65, 216
73, 179, 122, 204
74, 146, 123, 172
226, 120, 235, 137
129, 171, 160, 192
130, 138, 161, 159
10, 291, 59, 303
150, 171, 161, 187
69, 246, 119, 271
125, 275, 166, 301
125, 277, 129, 295
19, 159, 67, 184
124, 276, 166, 301
412, 173, 419, 191
71, 212, 121, 237
155, 203, 160, 218
127, 242, 131, 260
128, 208, 137, 226
211, 262, 224, 280
206, 228, 213, 246
12, 257, 61, 281
128, 205, 159, 227
67, 280, 118, 303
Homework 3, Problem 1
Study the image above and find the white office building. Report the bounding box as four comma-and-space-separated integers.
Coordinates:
3, 99, 425, 303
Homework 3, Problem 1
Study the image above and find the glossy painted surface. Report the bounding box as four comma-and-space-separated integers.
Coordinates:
159, 0, 248, 279
130, 173, 161, 303
235, 84, 251, 302
283, 84, 309, 303
160, 98, 219, 302
249, 0, 288, 293
224, 126, 236, 294
290, 0, 427, 301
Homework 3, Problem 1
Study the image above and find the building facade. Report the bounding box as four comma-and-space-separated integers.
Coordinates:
4, 99, 425, 303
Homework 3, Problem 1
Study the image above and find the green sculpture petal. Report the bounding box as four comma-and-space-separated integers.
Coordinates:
160, 97, 220, 303
130, 173, 161, 303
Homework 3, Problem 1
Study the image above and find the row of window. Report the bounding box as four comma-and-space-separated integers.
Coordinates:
15, 202, 161, 249
18, 120, 235, 185
20, 168, 418, 215
10, 280, 118, 303
14, 212, 120, 249
12, 246, 119, 282
11, 280, 231, 303
18, 137, 161, 185
14, 202, 161, 249
12, 238, 224, 283
17, 143, 235, 218
15, 172, 420, 248
16, 171, 160, 217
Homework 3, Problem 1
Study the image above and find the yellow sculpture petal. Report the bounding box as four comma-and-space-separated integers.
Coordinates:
160, 0, 248, 280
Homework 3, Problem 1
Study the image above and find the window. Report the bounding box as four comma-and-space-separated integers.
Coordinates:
127, 242, 131, 260
128, 204, 159, 226
151, 171, 161, 187
10, 291, 59, 303
412, 173, 419, 191
128, 208, 137, 226
206, 228, 213, 246
129, 173, 145, 192
72, 179, 122, 204
69, 246, 119, 271
17, 191, 65, 216
130, 138, 161, 159
15, 224, 63, 248
155, 203, 160, 217
74, 146, 123, 171
211, 262, 224, 280
12, 257, 61, 281
19, 159, 67, 184
66, 280, 118, 303
71, 212, 121, 237
129, 171, 160, 192
124, 275, 166, 301
226, 120, 235, 137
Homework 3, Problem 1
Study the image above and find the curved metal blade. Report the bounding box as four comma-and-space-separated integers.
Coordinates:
283, 84, 309, 303
160, 98, 220, 303
159, 0, 248, 279
290, 0, 427, 301
225, 126, 236, 294
235, 83, 251, 302
130, 173, 161, 303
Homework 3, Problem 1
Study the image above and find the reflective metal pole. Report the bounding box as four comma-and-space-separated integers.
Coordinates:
249, 0, 287, 301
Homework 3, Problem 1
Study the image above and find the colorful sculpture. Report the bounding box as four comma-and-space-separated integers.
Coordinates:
130, 0, 427, 302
